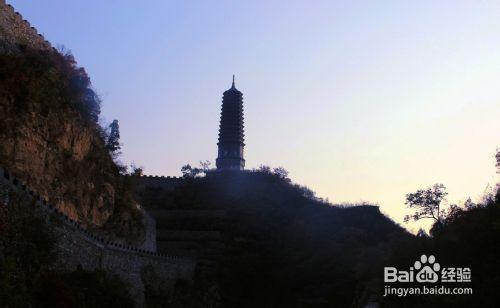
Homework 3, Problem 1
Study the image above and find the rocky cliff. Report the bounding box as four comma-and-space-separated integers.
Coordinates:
0, 91, 125, 229
0, 2, 143, 243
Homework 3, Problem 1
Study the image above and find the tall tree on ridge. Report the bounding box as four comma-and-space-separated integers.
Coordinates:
106, 120, 121, 155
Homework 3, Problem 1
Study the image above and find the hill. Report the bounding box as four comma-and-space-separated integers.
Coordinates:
136, 170, 411, 306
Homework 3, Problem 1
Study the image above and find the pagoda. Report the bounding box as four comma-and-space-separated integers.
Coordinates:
216, 76, 245, 170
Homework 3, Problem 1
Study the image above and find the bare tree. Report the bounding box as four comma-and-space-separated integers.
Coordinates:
404, 184, 447, 224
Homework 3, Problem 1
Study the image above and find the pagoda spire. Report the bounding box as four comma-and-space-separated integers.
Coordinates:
216, 76, 245, 171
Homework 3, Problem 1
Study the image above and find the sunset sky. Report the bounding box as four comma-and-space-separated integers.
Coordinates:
10, 0, 500, 231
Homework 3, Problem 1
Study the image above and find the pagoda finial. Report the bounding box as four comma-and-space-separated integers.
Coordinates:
232, 75, 235, 88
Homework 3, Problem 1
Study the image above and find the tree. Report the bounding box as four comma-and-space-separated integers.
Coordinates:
130, 164, 144, 177
106, 120, 121, 154
181, 161, 212, 178
273, 167, 289, 180
404, 183, 447, 224
199, 160, 211, 172
181, 165, 202, 179
257, 165, 272, 174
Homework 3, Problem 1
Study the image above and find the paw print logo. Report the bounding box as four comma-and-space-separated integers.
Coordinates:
415, 254, 440, 283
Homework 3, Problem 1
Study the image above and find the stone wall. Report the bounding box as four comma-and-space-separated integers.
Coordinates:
56, 220, 192, 305
0, 166, 196, 306
0, 0, 53, 52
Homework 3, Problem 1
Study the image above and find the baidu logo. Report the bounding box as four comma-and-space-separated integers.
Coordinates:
384, 254, 471, 283
414, 254, 440, 283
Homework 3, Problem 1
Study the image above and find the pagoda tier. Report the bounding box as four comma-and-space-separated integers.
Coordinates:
216, 76, 245, 170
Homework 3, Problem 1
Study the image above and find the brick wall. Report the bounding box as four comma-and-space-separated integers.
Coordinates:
0, 1, 53, 52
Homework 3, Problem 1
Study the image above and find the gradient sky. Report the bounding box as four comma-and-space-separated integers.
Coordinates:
9, 0, 500, 231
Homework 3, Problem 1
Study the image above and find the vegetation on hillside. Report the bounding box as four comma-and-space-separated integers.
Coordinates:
0, 46, 100, 124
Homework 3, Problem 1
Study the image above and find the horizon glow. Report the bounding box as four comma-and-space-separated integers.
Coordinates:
9, 0, 500, 231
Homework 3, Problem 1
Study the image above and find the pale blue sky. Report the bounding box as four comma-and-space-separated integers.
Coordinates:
10, 0, 500, 230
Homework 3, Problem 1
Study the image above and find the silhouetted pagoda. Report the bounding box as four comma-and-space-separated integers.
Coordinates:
216, 76, 245, 170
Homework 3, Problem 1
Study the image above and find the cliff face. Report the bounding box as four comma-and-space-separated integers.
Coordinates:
0, 2, 143, 242
0, 98, 115, 226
